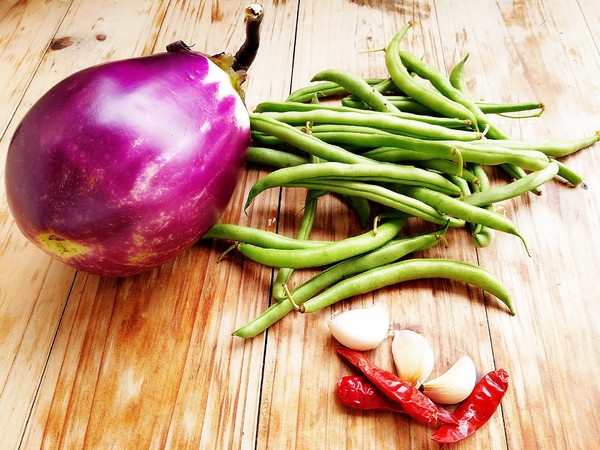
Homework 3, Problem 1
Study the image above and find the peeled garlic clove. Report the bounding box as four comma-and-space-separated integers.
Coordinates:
422, 355, 477, 404
327, 304, 390, 351
391, 330, 434, 389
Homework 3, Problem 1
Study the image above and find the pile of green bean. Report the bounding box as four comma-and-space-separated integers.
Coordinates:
204, 22, 599, 338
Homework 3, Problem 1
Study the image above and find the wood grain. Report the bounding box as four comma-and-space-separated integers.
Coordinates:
1, 0, 599, 449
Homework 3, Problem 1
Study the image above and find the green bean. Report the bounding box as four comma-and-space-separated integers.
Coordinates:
272, 193, 319, 300
310, 69, 401, 113
286, 79, 385, 103
449, 54, 544, 117
462, 162, 559, 206
498, 163, 542, 195
343, 94, 543, 117
342, 95, 437, 115
299, 258, 515, 315
250, 130, 286, 147
476, 132, 600, 157
277, 179, 466, 227
292, 228, 444, 299
258, 109, 480, 141
363, 146, 444, 163
470, 163, 490, 191
244, 162, 462, 208
255, 125, 546, 170
472, 226, 496, 248
249, 114, 373, 164
247, 146, 309, 168
255, 101, 472, 129
303, 123, 399, 136
306, 130, 549, 170
251, 124, 389, 148
476, 101, 545, 116
448, 174, 472, 197
399, 49, 512, 139
385, 23, 479, 124
400, 186, 528, 252
237, 219, 404, 269
233, 228, 442, 338
449, 53, 471, 95
467, 163, 495, 246
412, 159, 479, 184
343, 195, 372, 228
370, 77, 401, 95
202, 224, 331, 249
309, 131, 462, 156
553, 159, 584, 186
453, 141, 549, 171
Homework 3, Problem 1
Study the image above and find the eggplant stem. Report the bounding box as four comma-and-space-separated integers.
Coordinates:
232, 3, 264, 72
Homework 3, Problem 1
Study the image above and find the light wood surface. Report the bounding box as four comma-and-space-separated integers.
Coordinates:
1, 0, 599, 448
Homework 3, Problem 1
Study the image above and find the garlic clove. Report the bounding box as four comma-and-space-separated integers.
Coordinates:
391, 330, 434, 389
327, 304, 390, 351
422, 355, 477, 404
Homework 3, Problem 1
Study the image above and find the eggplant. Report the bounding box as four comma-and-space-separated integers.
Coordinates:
5, 4, 264, 276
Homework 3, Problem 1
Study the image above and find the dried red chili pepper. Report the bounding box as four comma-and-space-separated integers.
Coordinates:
337, 375, 406, 413
430, 368, 509, 443
336, 347, 458, 426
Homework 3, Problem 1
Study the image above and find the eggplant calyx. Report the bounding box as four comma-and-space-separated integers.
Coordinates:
166, 40, 195, 53
165, 4, 264, 100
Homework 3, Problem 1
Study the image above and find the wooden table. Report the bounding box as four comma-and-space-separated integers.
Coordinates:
2, 0, 599, 448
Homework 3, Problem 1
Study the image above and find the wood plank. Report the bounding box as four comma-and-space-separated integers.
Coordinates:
434, 0, 600, 448
256, 1, 503, 448
0, 0, 71, 133
0, 0, 171, 448
0, 0, 599, 448
19, 1, 298, 448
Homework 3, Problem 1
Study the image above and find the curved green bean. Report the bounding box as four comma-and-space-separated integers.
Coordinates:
449, 56, 545, 117
249, 114, 373, 164
412, 159, 479, 184
300, 258, 515, 314
281, 179, 466, 227
553, 159, 584, 186
341, 95, 437, 115
305, 130, 549, 170
399, 48, 509, 139
453, 141, 549, 171
202, 224, 331, 249
286, 78, 385, 103
476, 132, 600, 157
248, 146, 309, 168
346, 94, 544, 117
255, 101, 472, 129
462, 162, 559, 206
468, 163, 496, 247
244, 162, 462, 209
363, 146, 446, 163
233, 229, 443, 338
472, 226, 496, 248
449, 53, 471, 95
385, 23, 478, 124
272, 193, 319, 301
400, 186, 528, 252
310, 69, 401, 113
258, 109, 480, 141
236, 219, 404, 269
499, 163, 542, 195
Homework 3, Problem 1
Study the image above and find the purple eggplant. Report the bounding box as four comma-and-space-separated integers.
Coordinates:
5, 4, 264, 276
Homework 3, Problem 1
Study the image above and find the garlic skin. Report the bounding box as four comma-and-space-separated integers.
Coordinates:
391, 330, 434, 389
327, 304, 390, 351
422, 355, 477, 404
